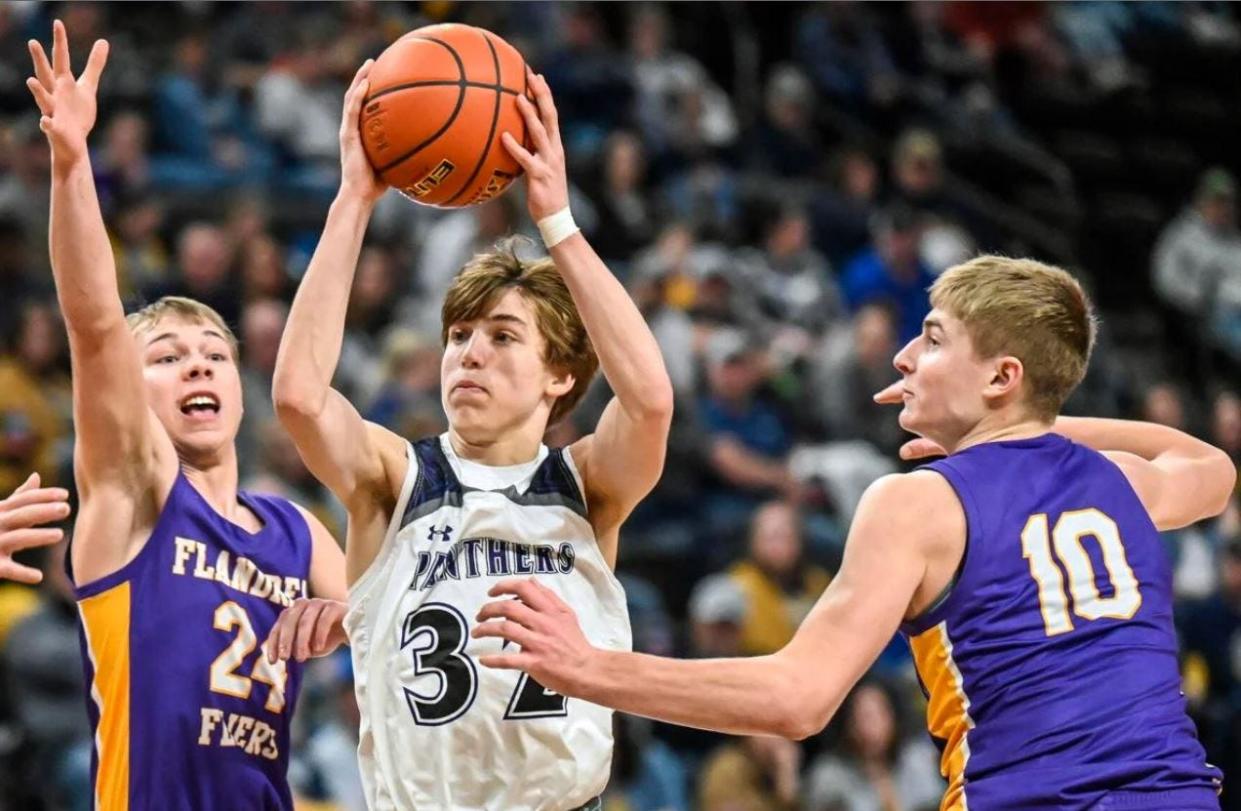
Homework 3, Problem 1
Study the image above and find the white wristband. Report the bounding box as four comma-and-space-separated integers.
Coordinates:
537, 207, 579, 248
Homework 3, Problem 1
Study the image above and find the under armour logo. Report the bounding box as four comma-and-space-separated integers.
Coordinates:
427, 525, 454, 543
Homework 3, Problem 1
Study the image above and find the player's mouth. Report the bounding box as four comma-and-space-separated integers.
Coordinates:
452, 381, 488, 395
179, 392, 221, 421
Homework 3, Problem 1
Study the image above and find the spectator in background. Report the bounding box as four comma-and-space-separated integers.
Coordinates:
698, 329, 797, 552
238, 232, 291, 304
727, 500, 831, 657
627, 3, 737, 174
734, 203, 842, 337
603, 714, 690, 811
0, 301, 72, 494
588, 131, 656, 266
752, 64, 821, 179
541, 4, 635, 159
254, 18, 347, 195
811, 146, 881, 269
297, 652, 366, 811
145, 222, 240, 326
338, 245, 403, 404
803, 680, 943, 811
841, 205, 935, 344
243, 418, 344, 540
108, 189, 169, 302
1179, 512, 1241, 777
364, 328, 446, 440
1152, 168, 1241, 323
809, 302, 905, 455
796, 3, 901, 110
152, 32, 269, 190
1142, 380, 1189, 431
1, 540, 91, 811
698, 734, 802, 811
413, 195, 522, 332
628, 224, 698, 396
93, 110, 151, 209
0, 121, 52, 273
1212, 389, 1241, 474
237, 298, 288, 468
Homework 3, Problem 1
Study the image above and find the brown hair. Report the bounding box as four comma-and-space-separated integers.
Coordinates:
126, 296, 239, 362
930, 255, 1096, 421
441, 243, 598, 426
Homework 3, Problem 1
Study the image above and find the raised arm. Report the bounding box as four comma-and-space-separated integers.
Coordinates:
503, 71, 673, 547
27, 24, 174, 528
1054, 416, 1236, 530
474, 472, 951, 739
270, 60, 405, 579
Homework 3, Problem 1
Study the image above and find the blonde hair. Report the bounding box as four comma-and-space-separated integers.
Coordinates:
126, 296, 239, 362
930, 255, 1096, 421
441, 243, 598, 426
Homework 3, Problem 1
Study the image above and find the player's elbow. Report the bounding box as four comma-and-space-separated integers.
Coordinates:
768, 657, 836, 740
628, 379, 675, 426
271, 376, 326, 423
1205, 449, 1237, 516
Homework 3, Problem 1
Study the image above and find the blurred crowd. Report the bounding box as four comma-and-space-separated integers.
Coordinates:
0, 2, 1240, 810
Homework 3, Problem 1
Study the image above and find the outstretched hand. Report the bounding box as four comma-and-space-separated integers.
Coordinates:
472, 578, 595, 697
872, 380, 948, 460
26, 19, 109, 169
339, 58, 386, 204
501, 69, 570, 222
0, 473, 71, 584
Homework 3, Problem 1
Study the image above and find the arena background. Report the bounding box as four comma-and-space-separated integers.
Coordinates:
0, 2, 1239, 809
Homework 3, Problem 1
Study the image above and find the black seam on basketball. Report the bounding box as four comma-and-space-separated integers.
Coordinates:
443, 30, 504, 206
368, 36, 468, 175
366, 80, 523, 103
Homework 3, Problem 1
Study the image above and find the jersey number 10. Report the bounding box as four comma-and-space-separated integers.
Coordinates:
1021, 508, 1143, 636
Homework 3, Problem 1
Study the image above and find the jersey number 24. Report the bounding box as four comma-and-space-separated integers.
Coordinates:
1022, 508, 1142, 636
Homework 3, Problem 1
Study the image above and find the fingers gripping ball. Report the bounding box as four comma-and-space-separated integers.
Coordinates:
360, 24, 533, 208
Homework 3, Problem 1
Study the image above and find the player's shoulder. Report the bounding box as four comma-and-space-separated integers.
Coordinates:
860, 469, 959, 512
855, 470, 965, 546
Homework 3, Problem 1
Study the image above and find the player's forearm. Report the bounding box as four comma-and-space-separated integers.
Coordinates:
549, 233, 673, 421
48, 157, 125, 334
1054, 416, 1228, 467
576, 649, 813, 739
273, 193, 374, 415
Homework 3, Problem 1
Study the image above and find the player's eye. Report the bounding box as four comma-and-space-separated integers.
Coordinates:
208, 353, 227, 362
494, 331, 513, 344
157, 354, 178, 364
450, 328, 469, 343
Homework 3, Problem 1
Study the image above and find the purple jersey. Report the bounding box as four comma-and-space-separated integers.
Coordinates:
899, 433, 1220, 810
70, 472, 312, 810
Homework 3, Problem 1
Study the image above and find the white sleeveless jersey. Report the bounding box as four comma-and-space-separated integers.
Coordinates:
345, 434, 631, 811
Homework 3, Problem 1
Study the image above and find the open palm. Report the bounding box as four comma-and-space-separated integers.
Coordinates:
26, 19, 109, 167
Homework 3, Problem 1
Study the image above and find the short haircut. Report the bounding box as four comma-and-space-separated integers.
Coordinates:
126, 296, 239, 362
930, 256, 1096, 421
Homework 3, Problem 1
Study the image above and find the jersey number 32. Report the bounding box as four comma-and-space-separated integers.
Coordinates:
400, 603, 568, 726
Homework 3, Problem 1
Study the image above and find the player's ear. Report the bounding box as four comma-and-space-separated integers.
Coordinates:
984, 355, 1024, 401
546, 367, 575, 399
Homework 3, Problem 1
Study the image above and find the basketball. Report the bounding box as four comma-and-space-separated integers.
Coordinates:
359, 23, 531, 208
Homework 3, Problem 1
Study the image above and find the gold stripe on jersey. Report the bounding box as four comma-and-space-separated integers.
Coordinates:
79, 581, 132, 811
911, 621, 974, 811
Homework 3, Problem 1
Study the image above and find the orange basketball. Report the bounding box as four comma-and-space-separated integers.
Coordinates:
359, 23, 531, 208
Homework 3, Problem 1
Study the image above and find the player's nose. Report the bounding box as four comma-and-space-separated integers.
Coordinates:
893, 337, 917, 374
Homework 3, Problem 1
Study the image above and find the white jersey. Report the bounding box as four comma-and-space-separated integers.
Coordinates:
345, 434, 631, 811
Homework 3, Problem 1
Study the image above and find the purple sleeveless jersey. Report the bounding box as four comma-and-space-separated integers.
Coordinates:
899, 433, 1221, 810
70, 472, 312, 810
